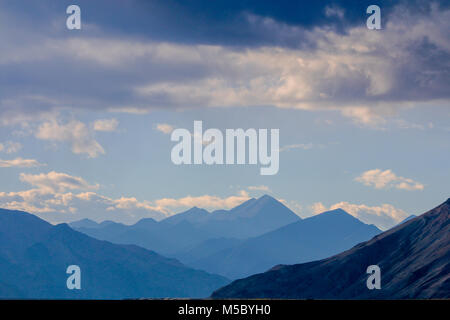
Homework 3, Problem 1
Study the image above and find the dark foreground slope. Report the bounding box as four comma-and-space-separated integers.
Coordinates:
0, 209, 229, 299
212, 199, 450, 299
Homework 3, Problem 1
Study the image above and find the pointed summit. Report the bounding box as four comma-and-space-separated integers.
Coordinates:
161, 206, 210, 225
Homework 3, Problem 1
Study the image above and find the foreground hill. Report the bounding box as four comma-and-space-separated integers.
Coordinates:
0, 209, 229, 299
212, 199, 450, 299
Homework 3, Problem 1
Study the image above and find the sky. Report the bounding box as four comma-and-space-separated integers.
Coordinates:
0, 0, 449, 230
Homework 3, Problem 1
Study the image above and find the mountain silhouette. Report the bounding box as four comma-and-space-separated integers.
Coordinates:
163, 195, 301, 238
72, 196, 381, 280
184, 209, 381, 279
212, 199, 450, 299
71, 195, 301, 255
0, 208, 229, 299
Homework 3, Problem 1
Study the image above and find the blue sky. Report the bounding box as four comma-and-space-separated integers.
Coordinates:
0, 0, 449, 230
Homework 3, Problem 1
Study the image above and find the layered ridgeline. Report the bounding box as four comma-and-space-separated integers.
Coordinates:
72, 195, 381, 280
185, 209, 381, 279
0, 209, 229, 299
71, 195, 301, 256
212, 199, 450, 299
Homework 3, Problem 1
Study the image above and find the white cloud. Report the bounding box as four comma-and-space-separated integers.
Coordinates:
355, 169, 424, 191
0, 157, 44, 168
19, 171, 99, 193
93, 118, 119, 132
154, 190, 250, 211
0, 141, 22, 154
155, 123, 175, 134
311, 201, 409, 230
0, 171, 253, 224
35, 119, 105, 158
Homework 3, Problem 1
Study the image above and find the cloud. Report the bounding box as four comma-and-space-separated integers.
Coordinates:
35, 119, 105, 158
247, 185, 271, 192
0, 170, 252, 224
311, 201, 409, 230
0, 158, 44, 168
93, 118, 119, 132
19, 171, 99, 193
0, 141, 22, 154
355, 169, 424, 191
0, 188, 167, 224
155, 123, 175, 134
0, 2, 448, 127
154, 190, 250, 211
0, 170, 167, 224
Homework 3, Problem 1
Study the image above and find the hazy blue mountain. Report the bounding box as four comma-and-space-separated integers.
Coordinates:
212, 199, 450, 299
0, 208, 229, 299
74, 216, 212, 255
187, 209, 381, 279
174, 237, 244, 266
69, 218, 100, 229
162, 195, 301, 239
72, 195, 301, 255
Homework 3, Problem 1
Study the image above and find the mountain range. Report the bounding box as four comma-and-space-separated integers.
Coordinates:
0, 208, 228, 299
212, 198, 450, 299
184, 209, 381, 279
71, 195, 381, 279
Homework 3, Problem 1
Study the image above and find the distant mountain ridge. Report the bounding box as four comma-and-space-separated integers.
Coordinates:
0, 209, 229, 299
212, 198, 450, 299
71, 195, 301, 255
184, 209, 381, 279
71, 196, 382, 280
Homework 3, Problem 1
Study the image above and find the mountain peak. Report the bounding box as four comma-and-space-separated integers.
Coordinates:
256, 194, 277, 202
314, 208, 352, 219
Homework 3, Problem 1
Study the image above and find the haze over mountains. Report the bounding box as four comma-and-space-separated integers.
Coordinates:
213, 199, 450, 299
187, 209, 381, 279
71, 195, 300, 255
0, 209, 228, 299
72, 195, 381, 279
1, 195, 447, 299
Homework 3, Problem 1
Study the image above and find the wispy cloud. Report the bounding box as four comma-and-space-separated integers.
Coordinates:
355, 169, 424, 191
0, 158, 44, 168
155, 123, 175, 134
154, 191, 250, 211
0, 141, 22, 154
93, 118, 119, 132
19, 171, 99, 193
35, 119, 105, 158
0, 171, 252, 224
